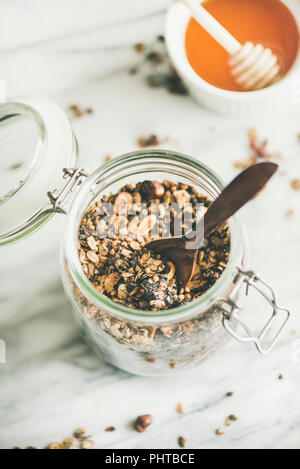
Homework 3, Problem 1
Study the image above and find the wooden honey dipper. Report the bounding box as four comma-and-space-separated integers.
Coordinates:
180, 0, 282, 90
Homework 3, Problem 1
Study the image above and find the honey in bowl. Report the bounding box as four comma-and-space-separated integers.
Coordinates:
185, 0, 300, 91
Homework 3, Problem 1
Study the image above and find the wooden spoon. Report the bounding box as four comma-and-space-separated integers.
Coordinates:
146, 162, 278, 288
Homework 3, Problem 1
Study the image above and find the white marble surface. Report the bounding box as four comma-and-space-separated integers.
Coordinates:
1, 0, 300, 450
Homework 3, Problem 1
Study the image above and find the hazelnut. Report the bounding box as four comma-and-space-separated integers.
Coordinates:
140, 181, 165, 200
134, 414, 153, 432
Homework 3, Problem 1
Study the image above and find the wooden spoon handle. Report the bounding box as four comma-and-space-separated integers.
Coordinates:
203, 162, 278, 237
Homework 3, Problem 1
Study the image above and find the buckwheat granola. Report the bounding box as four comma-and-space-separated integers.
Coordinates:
78, 180, 230, 311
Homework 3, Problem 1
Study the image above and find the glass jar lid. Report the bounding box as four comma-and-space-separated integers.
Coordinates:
0, 97, 78, 245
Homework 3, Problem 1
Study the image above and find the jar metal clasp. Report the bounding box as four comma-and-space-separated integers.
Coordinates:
47, 168, 88, 214
219, 269, 290, 354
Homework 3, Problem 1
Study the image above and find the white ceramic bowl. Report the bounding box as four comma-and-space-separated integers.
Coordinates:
165, 0, 300, 116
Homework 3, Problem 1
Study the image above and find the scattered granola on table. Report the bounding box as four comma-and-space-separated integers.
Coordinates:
215, 428, 224, 436
146, 51, 164, 65
178, 436, 187, 448
134, 414, 153, 432
130, 36, 189, 96
105, 426, 116, 432
128, 66, 139, 75
225, 417, 232, 427
291, 179, 300, 191
14, 428, 94, 450
133, 43, 146, 54
137, 134, 161, 148
248, 128, 271, 159
48, 442, 65, 450
68, 104, 93, 119
73, 427, 86, 438
9, 162, 23, 170
146, 68, 188, 96
103, 154, 111, 163
285, 209, 294, 218
81, 439, 95, 449
234, 129, 282, 169
225, 414, 238, 426
137, 134, 182, 150
176, 402, 184, 414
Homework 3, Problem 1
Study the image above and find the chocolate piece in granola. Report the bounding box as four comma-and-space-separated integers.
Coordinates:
140, 180, 165, 200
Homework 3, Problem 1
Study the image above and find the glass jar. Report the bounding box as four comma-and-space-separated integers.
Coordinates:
0, 98, 290, 377
0, 98, 78, 245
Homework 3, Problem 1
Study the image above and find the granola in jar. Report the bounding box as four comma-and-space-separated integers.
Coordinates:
66, 179, 233, 375
78, 180, 230, 311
